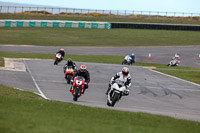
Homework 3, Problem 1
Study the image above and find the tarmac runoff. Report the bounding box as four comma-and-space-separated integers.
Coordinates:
0, 58, 49, 99
0, 58, 26, 72
0, 58, 53, 71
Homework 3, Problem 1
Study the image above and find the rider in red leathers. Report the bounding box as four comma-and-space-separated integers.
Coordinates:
70, 65, 90, 93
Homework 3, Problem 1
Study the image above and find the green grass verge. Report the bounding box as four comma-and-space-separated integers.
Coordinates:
0, 51, 200, 85
1, 28, 200, 46
155, 69, 200, 84
0, 84, 200, 133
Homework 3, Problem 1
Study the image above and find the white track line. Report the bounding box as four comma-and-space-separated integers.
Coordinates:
24, 61, 48, 100
150, 69, 200, 87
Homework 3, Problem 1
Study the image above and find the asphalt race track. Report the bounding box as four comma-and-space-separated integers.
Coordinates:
1, 45, 200, 68
1, 59, 200, 122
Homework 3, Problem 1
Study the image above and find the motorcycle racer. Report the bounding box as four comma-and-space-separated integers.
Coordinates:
129, 53, 136, 63
106, 67, 131, 96
56, 48, 65, 61
168, 53, 180, 66
172, 53, 180, 60
123, 53, 136, 65
63, 58, 77, 73
70, 65, 90, 93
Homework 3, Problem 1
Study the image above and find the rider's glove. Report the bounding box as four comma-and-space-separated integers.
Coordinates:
70, 80, 74, 84
111, 81, 115, 85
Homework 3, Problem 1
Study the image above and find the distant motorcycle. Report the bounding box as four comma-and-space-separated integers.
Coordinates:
168, 59, 180, 66
122, 55, 132, 65
64, 66, 75, 84
71, 76, 86, 101
107, 79, 129, 107
54, 53, 62, 65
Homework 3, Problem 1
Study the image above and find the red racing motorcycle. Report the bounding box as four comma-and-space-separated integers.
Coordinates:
71, 76, 86, 101
64, 66, 75, 84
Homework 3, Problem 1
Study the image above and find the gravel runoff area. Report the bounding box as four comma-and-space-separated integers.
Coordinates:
0, 45, 200, 68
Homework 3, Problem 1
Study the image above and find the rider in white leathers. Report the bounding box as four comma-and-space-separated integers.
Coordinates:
106, 67, 131, 96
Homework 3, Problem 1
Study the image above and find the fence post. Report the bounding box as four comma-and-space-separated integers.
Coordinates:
157, 11, 159, 19
7, 6, 9, 13
199, 13, 200, 21
149, 11, 151, 18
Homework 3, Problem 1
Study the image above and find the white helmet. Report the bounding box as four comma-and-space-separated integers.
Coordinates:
175, 53, 179, 57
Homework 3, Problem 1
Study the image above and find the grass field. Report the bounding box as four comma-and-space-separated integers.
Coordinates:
0, 28, 200, 46
0, 51, 200, 84
0, 85, 200, 133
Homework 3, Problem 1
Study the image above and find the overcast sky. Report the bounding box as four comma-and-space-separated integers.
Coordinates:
1, 0, 200, 13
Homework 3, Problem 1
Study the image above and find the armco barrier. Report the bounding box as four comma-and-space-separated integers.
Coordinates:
111, 22, 200, 31
0, 20, 111, 29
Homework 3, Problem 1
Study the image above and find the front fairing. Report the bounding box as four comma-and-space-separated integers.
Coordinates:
111, 82, 126, 92
65, 67, 74, 75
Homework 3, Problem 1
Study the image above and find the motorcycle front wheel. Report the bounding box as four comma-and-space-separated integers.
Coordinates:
66, 75, 72, 84
73, 87, 80, 101
54, 58, 58, 65
111, 92, 120, 107
122, 60, 127, 65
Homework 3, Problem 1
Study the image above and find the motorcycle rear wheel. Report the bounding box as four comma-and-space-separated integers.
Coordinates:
66, 75, 72, 84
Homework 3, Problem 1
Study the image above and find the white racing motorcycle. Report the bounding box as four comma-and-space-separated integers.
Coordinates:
122, 55, 132, 65
168, 59, 180, 66
107, 79, 129, 107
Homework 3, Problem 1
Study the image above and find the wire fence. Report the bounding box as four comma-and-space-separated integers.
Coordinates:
1, 6, 200, 19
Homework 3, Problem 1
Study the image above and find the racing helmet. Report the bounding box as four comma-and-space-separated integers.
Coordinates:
131, 53, 135, 56
122, 67, 129, 76
175, 53, 179, 58
67, 58, 72, 65
60, 48, 64, 51
80, 65, 87, 72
